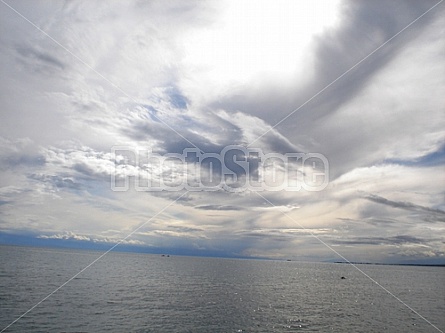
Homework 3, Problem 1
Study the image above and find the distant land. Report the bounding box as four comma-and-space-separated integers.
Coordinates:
334, 261, 445, 267
1, 232, 444, 265
0, 232, 261, 260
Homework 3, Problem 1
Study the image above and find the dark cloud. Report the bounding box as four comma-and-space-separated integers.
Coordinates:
123, 115, 237, 155
123, 87, 299, 157
72, 163, 98, 178
303, 0, 438, 117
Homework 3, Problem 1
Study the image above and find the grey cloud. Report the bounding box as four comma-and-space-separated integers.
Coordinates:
304, 0, 437, 115
166, 225, 204, 233
211, 0, 443, 179
238, 231, 289, 243
0, 186, 31, 197
125, 121, 226, 154
195, 205, 244, 211
250, 130, 301, 154
0, 138, 46, 170
287, 0, 443, 178
122, 109, 236, 155
236, 228, 330, 242
214, 1, 433, 117
16, 45, 66, 72
0, 154, 45, 169
337, 217, 398, 226
28, 173, 81, 190
121, 102, 301, 187
73, 163, 99, 178
365, 194, 445, 222
331, 235, 433, 246
122, 86, 300, 157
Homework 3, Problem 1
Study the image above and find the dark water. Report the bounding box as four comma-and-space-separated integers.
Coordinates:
0, 246, 444, 332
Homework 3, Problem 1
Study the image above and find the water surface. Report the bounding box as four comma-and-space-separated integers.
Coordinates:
0, 245, 443, 332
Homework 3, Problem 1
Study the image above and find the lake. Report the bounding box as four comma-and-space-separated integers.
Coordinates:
0, 245, 444, 332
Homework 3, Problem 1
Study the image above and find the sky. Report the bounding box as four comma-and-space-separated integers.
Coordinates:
0, 0, 444, 263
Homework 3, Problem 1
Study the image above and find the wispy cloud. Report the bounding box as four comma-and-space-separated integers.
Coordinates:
195, 205, 244, 211
364, 194, 445, 222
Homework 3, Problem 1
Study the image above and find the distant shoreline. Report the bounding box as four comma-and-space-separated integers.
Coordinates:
1, 243, 444, 266
334, 261, 445, 267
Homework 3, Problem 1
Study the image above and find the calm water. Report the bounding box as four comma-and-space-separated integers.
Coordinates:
0, 245, 444, 332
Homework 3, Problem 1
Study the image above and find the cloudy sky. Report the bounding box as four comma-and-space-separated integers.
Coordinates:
0, 0, 444, 263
